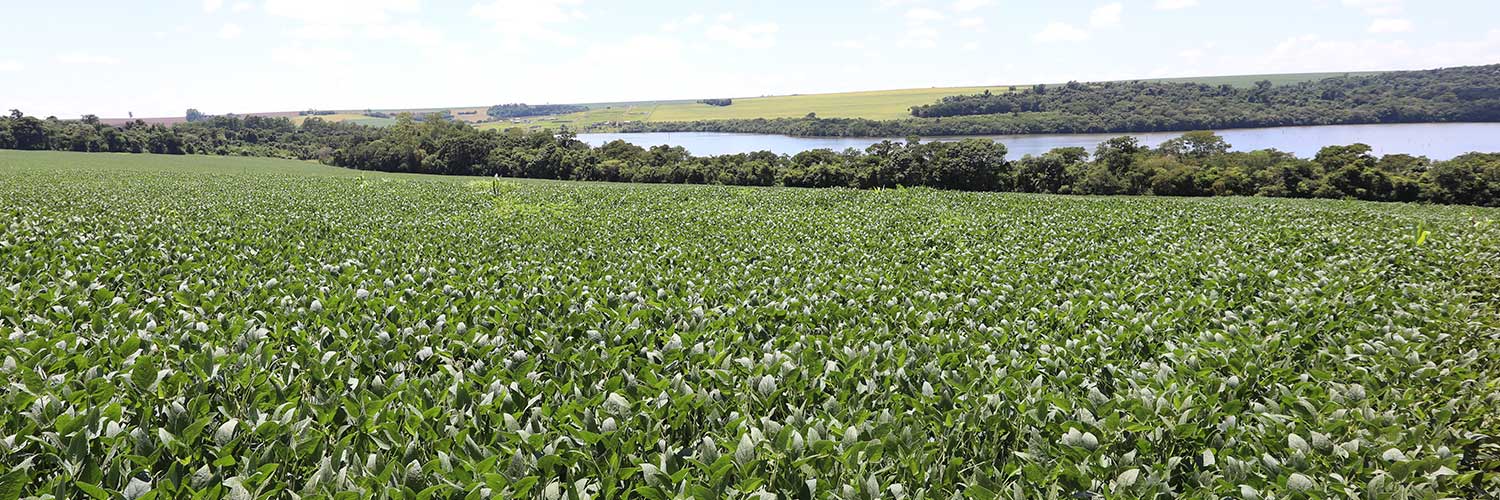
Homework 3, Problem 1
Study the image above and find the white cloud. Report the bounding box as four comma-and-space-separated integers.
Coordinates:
1172, 29, 1500, 79
959, 17, 985, 29
706, 22, 779, 49
661, 13, 704, 32
900, 5, 949, 47
56, 52, 123, 66
950, 0, 992, 12
203, 0, 224, 12
833, 39, 866, 50
0, 60, 22, 72
265, 0, 421, 26
270, 45, 354, 67
1177, 42, 1216, 62
962, 41, 979, 51
368, 22, 445, 46
1034, 22, 1090, 43
1257, 34, 1412, 72
286, 24, 354, 40
470, 0, 586, 47
1367, 18, 1412, 33
219, 23, 243, 39
906, 8, 945, 22
231, 2, 253, 12
899, 26, 940, 48
878, 0, 923, 9
1343, 0, 1403, 16
1153, 0, 1198, 10
1090, 3, 1123, 28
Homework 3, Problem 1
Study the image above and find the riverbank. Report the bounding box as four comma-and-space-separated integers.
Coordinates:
580, 122, 1500, 160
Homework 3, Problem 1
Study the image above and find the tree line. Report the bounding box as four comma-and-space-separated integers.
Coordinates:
910, 65, 1500, 122
486, 104, 589, 119
0, 109, 379, 158
617, 64, 1500, 137
1, 110, 1496, 206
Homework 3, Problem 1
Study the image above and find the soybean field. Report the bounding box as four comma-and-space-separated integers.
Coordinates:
1, 151, 1497, 498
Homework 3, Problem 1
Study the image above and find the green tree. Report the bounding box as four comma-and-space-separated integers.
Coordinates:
1095, 136, 1144, 174
1159, 131, 1230, 161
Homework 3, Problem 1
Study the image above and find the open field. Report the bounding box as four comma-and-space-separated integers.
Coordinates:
105, 70, 1387, 131
2, 150, 1496, 497
479, 72, 1385, 131
474, 86, 1019, 131
290, 113, 398, 127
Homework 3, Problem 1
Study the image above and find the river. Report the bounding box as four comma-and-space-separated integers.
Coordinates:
579, 122, 1500, 160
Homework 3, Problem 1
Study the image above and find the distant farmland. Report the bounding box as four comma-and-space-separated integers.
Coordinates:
479, 71, 1380, 132
99, 70, 1383, 130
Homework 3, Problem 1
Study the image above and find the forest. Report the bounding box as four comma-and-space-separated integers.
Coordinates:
486, 103, 590, 119
620, 64, 1500, 136
1, 110, 1496, 206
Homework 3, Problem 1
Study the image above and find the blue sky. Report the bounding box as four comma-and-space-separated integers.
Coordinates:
2, 0, 1497, 118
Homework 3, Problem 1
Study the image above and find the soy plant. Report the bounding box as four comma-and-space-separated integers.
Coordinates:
0, 157, 1497, 499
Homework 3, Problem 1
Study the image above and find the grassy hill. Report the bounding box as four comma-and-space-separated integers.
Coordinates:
474, 71, 1382, 132
125, 70, 1382, 131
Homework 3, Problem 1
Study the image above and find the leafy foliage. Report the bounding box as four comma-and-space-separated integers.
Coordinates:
486, 104, 591, 120
621, 64, 1500, 137
2, 111, 1498, 205
910, 66, 1500, 126
1, 156, 1498, 498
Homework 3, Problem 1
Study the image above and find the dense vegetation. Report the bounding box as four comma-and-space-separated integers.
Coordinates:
2, 110, 1497, 205
698, 99, 734, 107
486, 104, 591, 120
620, 65, 1500, 137
910, 65, 1500, 125
1, 154, 1497, 497
0, 110, 380, 159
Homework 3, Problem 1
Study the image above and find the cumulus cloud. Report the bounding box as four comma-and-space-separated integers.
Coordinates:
56, 52, 123, 66
1153, 0, 1198, 10
367, 22, 445, 46
950, 0, 992, 12
1034, 22, 1089, 43
1178, 42, 1214, 62
959, 17, 985, 29
897, 6, 949, 48
878, 0, 923, 9
660, 13, 704, 32
203, 0, 224, 13
470, 0, 586, 47
706, 22, 779, 49
833, 39, 867, 50
270, 45, 354, 67
265, 0, 420, 25
1367, 18, 1412, 33
219, 23, 243, 39
899, 26, 940, 48
0, 60, 22, 72
1090, 3, 1123, 28
906, 8, 945, 22
231, 2, 253, 12
286, 24, 354, 40
1343, 0, 1403, 16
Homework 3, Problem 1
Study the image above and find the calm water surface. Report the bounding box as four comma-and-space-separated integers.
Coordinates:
579, 123, 1500, 160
